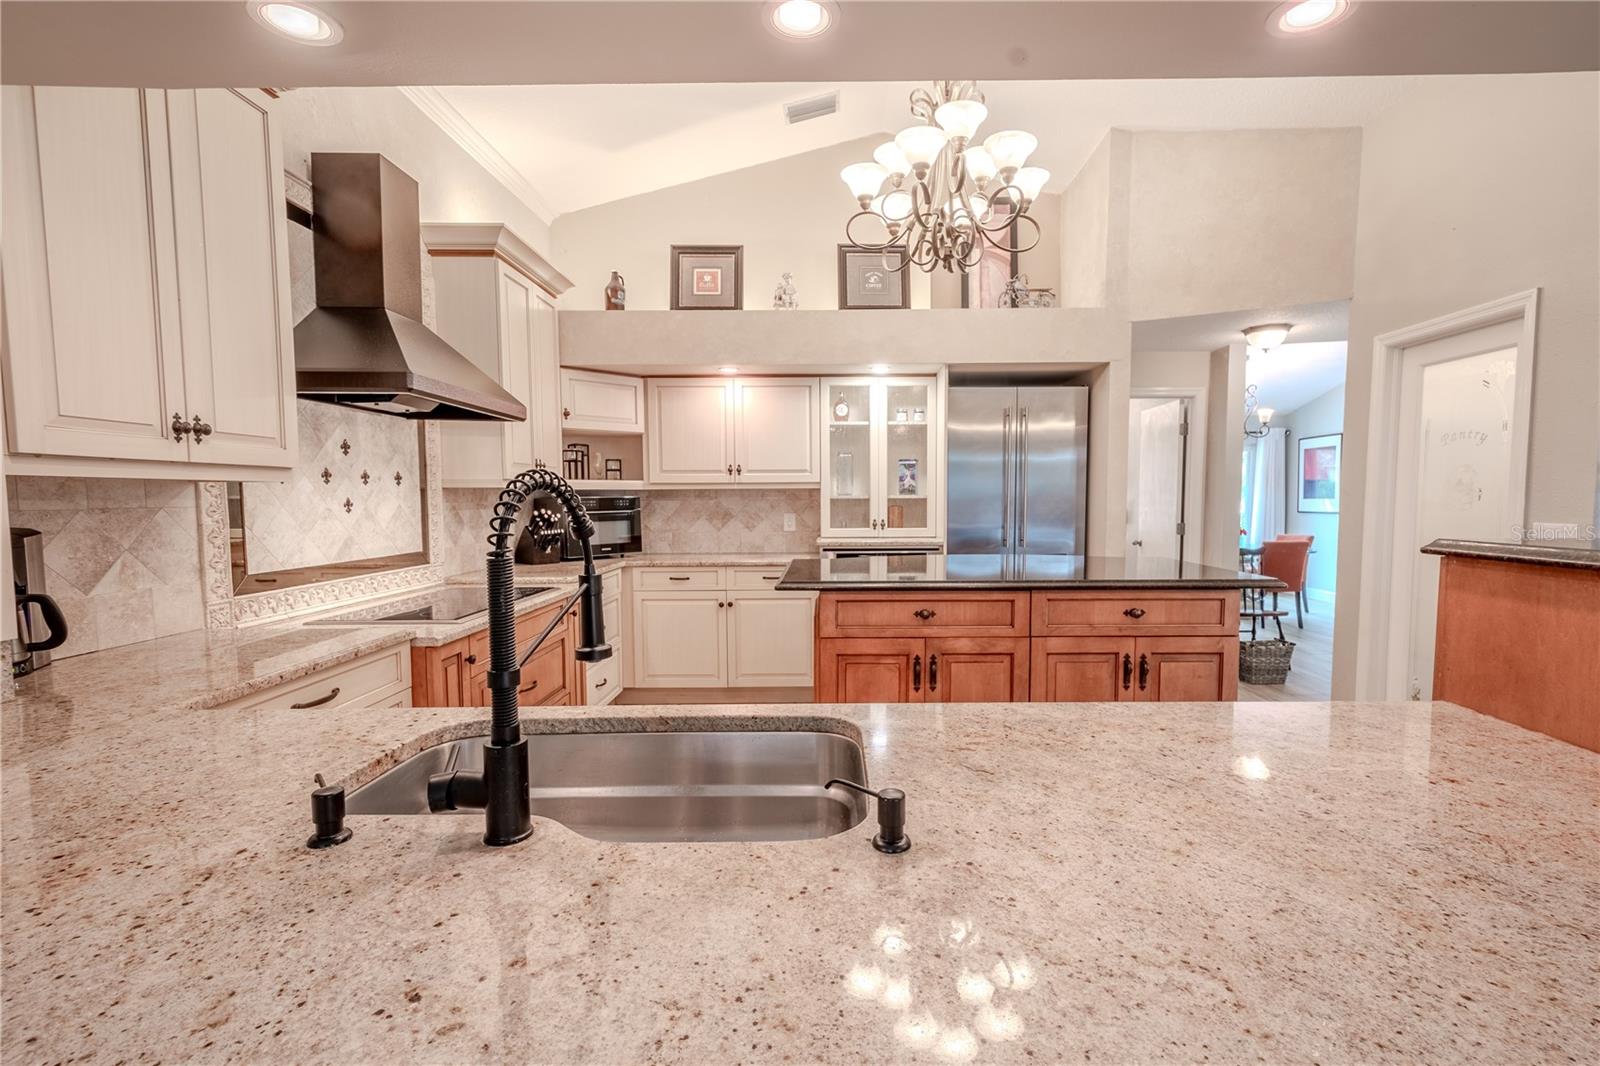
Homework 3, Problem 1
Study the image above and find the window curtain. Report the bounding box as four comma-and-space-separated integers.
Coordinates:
1246, 428, 1288, 546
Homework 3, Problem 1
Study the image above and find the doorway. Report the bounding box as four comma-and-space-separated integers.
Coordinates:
1355, 291, 1536, 700
1126, 392, 1203, 564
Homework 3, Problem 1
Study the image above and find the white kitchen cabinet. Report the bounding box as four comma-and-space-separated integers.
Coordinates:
629, 567, 814, 688
631, 589, 727, 687
1, 86, 296, 476
820, 376, 940, 540
425, 223, 571, 487
583, 585, 624, 705
561, 368, 644, 434
726, 591, 816, 686
645, 377, 819, 485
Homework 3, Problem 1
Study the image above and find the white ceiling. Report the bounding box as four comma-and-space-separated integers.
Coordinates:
432, 75, 1423, 216
1246, 341, 1348, 416
1132, 298, 1351, 353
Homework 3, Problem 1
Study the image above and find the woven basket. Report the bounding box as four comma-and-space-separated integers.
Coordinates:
1239, 639, 1296, 685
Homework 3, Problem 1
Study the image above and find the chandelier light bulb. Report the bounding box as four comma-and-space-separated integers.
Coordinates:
983, 130, 1037, 180
963, 146, 998, 190
873, 140, 911, 180
895, 124, 949, 177
933, 100, 988, 146
969, 193, 990, 221
1011, 166, 1050, 206
879, 189, 914, 223
841, 162, 889, 207
1257, 406, 1276, 425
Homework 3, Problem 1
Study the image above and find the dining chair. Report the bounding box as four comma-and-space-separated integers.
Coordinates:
1259, 539, 1312, 628
1275, 535, 1314, 614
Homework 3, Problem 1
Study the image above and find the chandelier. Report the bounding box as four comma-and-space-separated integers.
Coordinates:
839, 81, 1049, 275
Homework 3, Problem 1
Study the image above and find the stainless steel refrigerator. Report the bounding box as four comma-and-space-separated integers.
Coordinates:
947, 385, 1089, 555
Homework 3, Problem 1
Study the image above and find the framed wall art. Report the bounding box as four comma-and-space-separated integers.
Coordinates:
670, 245, 743, 310
837, 245, 910, 310
1297, 432, 1342, 513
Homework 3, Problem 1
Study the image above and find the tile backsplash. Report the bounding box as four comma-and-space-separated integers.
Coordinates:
6, 476, 204, 658
439, 487, 821, 576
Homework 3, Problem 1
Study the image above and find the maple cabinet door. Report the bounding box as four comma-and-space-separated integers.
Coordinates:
816, 639, 926, 703
924, 638, 1030, 702
1031, 638, 1136, 702
1133, 637, 1238, 701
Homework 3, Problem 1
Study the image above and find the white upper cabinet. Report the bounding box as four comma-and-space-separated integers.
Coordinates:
2, 86, 294, 475
165, 89, 296, 468
646, 376, 819, 485
561, 368, 644, 434
820, 376, 940, 540
424, 223, 571, 487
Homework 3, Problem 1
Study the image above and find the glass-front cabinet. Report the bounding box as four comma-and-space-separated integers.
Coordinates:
820, 376, 940, 540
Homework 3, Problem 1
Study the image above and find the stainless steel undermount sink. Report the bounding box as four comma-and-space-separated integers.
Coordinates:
346, 729, 871, 843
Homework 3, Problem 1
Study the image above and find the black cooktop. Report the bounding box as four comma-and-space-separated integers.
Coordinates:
313, 586, 553, 625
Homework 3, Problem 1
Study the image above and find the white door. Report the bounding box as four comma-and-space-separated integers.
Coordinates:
562, 369, 644, 434
529, 292, 562, 470
496, 263, 537, 472
647, 379, 733, 483
165, 88, 295, 466
733, 378, 819, 483
1127, 398, 1186, 563
726, 592, 815, 686
1, 86, 187, 460
631, 591, 727, 686
1396, 324, 1524, 699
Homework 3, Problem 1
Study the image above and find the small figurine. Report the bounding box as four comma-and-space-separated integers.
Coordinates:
773, 271, 799, 310
604, 271, 626, 310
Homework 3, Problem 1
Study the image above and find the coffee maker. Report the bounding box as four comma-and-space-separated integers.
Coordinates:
11, 527, 68, 676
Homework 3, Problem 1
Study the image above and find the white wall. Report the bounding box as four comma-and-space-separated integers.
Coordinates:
1279, 384, 1344, 597
1131, 350, 1211, 391
1203, 343, 1247, 569
275, 87, 551, 251
1125, 129, 1361, 321
1333, 72, 1600, 698
1060, 133, 1111, 308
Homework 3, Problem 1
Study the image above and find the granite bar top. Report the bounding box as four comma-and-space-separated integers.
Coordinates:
1422, 536, 1600, 570
446, 552, 800, 587
3, 688, 1595, 1063
779, 552, 1286, 590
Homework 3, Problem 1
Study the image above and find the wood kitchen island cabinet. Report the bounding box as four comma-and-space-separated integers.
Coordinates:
788, 555, 1275, 704
411, 600, 581, 708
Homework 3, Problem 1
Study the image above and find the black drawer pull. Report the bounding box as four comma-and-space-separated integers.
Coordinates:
291, 686, 340, 709
1122, 653, 1132, 691
912, 608, 937, 620
912, 654, 922, 692
668, 575, 691, 581
1138, 653, 1150, 691
1123, 607, 1146, 619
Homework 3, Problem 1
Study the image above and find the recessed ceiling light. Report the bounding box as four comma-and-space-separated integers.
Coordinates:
247, 2, 343, 46
718, 366, 739, 375
869, 364, 889, 376
1267, 0, 1352, 36
768, 0, 835, 40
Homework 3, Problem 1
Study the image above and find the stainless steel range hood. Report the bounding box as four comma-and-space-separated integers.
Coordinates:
294, 153, 527, 422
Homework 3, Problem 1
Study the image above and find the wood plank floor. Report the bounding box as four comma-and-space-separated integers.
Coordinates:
1238, 595, 1334, 702
615, 686, 813, 705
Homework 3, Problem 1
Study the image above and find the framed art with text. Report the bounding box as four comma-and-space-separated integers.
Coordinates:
670, 245, 743, 310
837, 245, 910, 309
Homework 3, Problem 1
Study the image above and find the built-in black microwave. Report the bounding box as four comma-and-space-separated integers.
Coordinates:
563, 494, 642, 559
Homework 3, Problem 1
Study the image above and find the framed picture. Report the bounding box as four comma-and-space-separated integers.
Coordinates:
670, 245, 743, 310
837, 245, 910, 310
1297, 433, 1342, 513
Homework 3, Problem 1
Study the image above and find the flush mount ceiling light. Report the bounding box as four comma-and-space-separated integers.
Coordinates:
1267, 0, 1353, 37
247, 1, 343, 45
1242, 323, 1293, 352
768, 0, 836, 40
718, 366, 739, 375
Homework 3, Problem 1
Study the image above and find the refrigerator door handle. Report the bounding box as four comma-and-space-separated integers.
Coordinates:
1000, 407, 1012, 548
1018, 407, 1030, 547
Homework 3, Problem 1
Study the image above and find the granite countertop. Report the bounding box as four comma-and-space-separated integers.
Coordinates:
779, 553, 1286, 590
300, 583, 583, 648
1422, 537, 1600, 570
446, 552, 801, 587
3, 688, 1595, 1063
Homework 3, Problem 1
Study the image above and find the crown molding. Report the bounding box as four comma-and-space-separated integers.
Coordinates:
398, 85, 556, 225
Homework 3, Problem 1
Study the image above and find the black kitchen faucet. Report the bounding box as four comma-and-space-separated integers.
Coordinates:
425, 469, 613, 846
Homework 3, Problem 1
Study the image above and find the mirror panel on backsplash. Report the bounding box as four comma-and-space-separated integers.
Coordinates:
228, 404, 430, 594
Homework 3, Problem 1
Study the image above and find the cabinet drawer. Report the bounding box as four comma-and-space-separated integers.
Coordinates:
817, 592, 1030, 638
1031, 591, 1237, 636
235, 644, 410, 710
520, 638, 572, 705
634, 568, 723, 591
583, 653, 621, 705
728, 567, 791, 590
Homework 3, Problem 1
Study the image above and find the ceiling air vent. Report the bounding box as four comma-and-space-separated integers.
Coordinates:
784, 91, 839, 125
